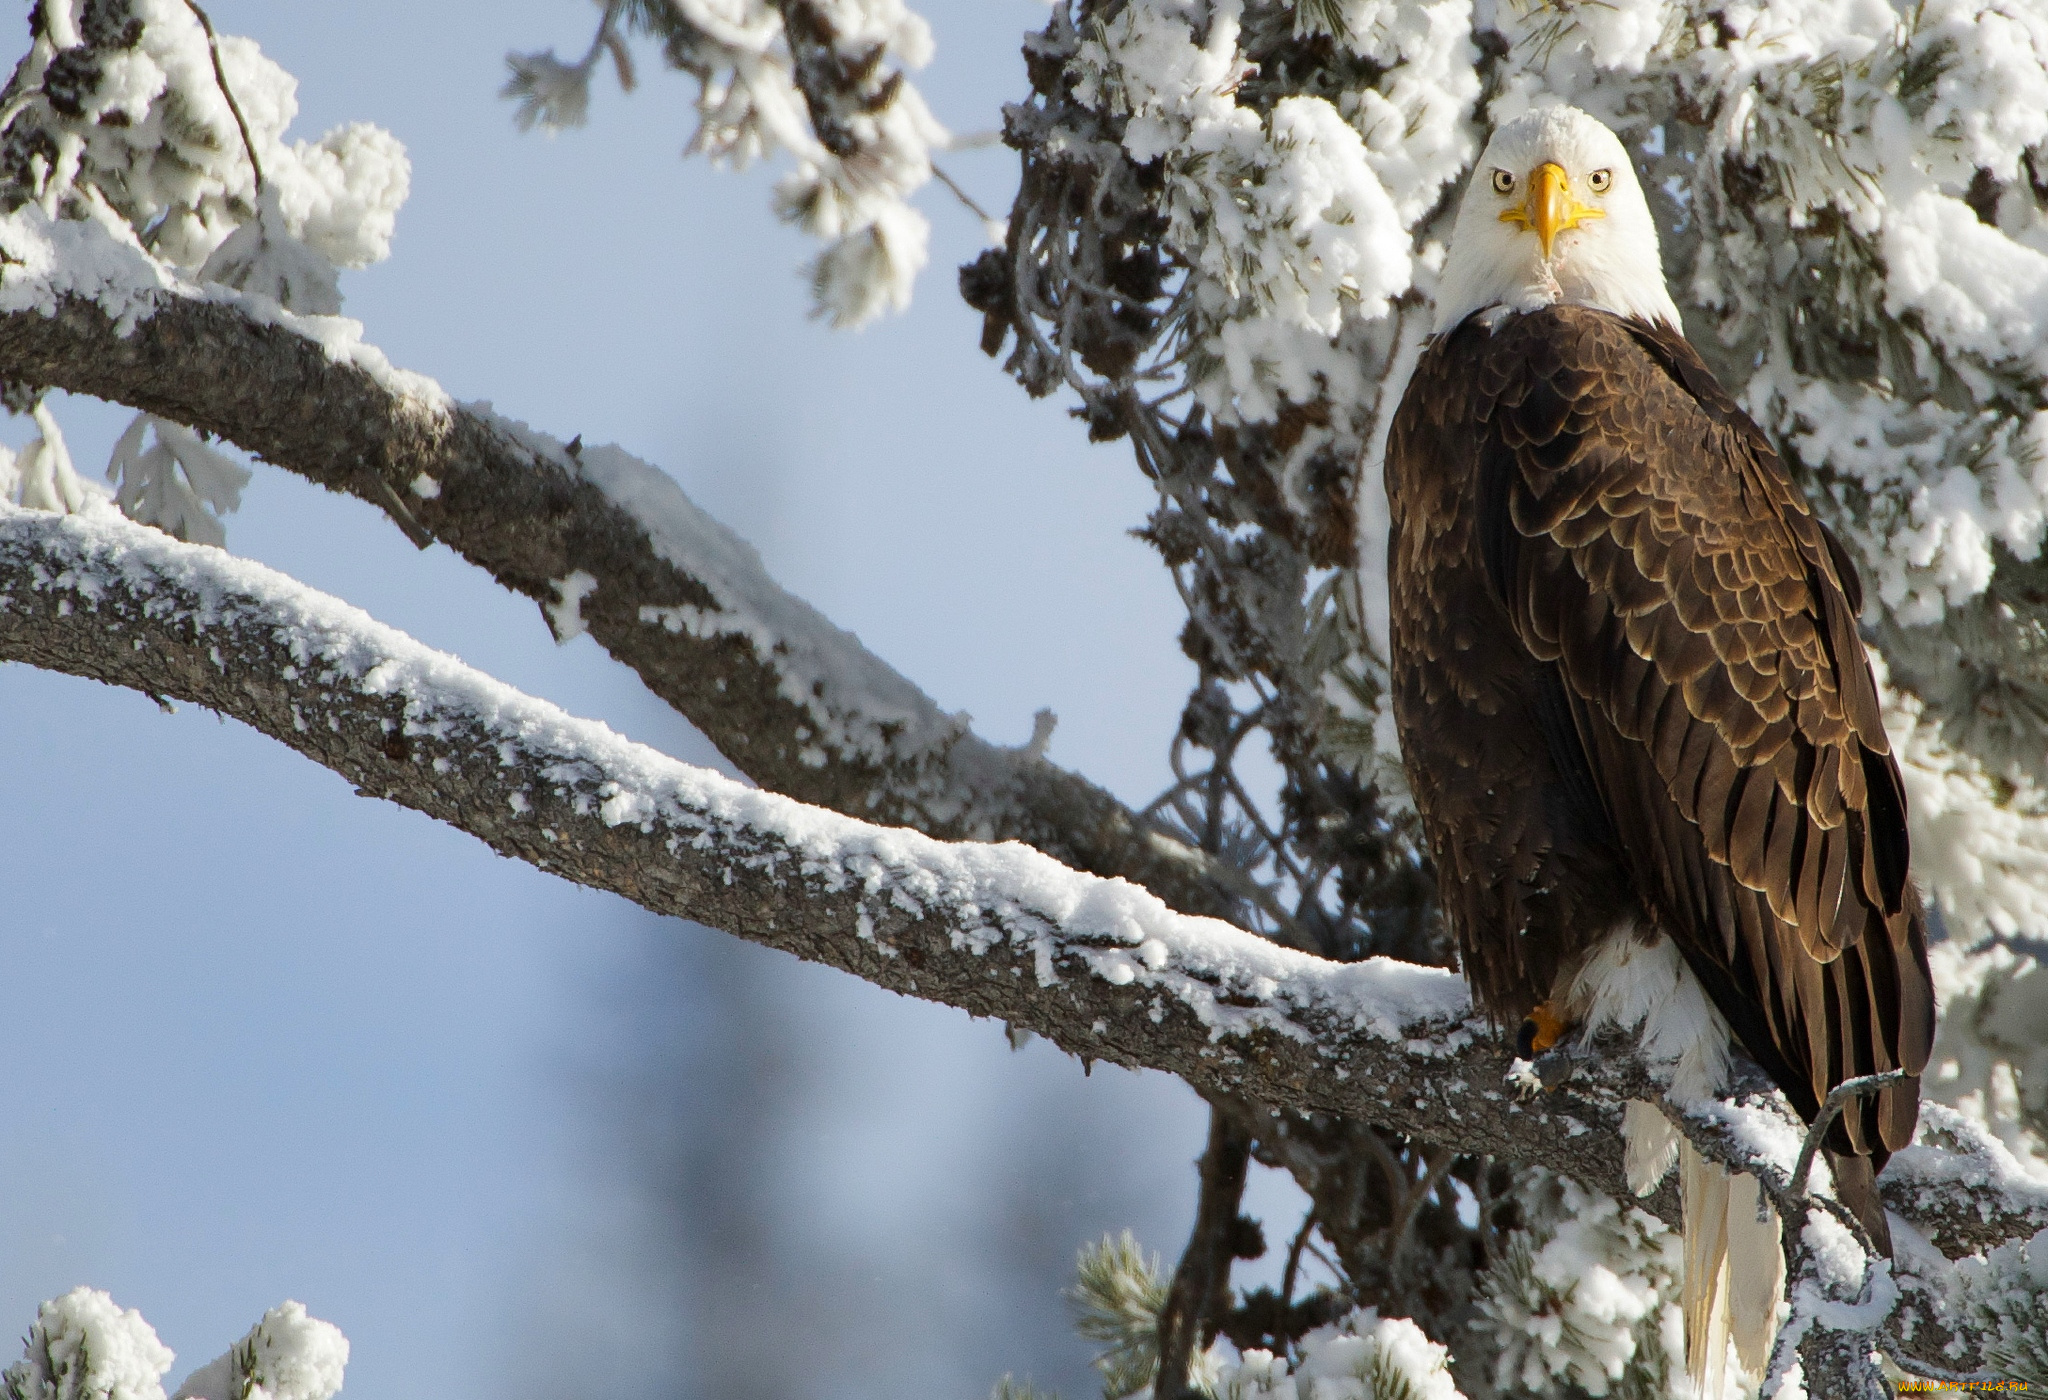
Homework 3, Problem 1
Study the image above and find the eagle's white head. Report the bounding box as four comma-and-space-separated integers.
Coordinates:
1432, 106, 1682, 334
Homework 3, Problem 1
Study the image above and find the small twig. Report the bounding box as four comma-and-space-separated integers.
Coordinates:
1358, 1120, 1411, 1205
579, 2, 628, 80
1882, 1349, 2001, 1387
1279, 1211, 1316, 1310
1388, 1146, 1457, 1273
0, 92, 37, 143
930, 161, 998, 229
369, 473, 435, 550
1472, 1155, 1504, 1258
1301, 1234, 1342, 1280
1789, 1069, 1910, 1199
182, 0, 263, 194
1155, 1106, 1254, 1399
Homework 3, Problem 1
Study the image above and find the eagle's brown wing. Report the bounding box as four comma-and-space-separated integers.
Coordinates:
1474, 305, 1934, 1160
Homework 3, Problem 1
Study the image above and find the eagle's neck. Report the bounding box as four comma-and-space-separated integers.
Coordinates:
1432, 245, 1683, 334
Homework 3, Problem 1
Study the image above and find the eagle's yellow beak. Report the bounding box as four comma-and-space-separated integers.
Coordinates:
1500, 161, 1604, 260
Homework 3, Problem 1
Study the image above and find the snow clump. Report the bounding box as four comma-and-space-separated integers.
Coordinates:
170, 1303, 348, 1400
1950, 1225, 2048, 1387
4, 0, 409, 277
1216, 1306, 1465, 1400
2, 1289, 175, 1400
1068, 0, 1476, 422
1923, 939, 2048, 1178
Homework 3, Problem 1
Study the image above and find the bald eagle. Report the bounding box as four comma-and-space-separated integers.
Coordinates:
1384, 107, 1935, 1388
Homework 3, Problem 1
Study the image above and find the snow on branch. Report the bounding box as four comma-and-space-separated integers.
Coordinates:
0, 500, 2039, 1319
0, 202, 1232, 921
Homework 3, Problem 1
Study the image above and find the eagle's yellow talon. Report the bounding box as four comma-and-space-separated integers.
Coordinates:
1518, 1001, 1570, 1059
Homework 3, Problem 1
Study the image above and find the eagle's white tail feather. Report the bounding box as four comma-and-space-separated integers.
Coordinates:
1681, 1140, 1733, 1398
1583, 933, 1785, 1395
1622, 1100, 1679, 1196
1726, 1168, 1785, 1376
1678, 1139, 1784, 1395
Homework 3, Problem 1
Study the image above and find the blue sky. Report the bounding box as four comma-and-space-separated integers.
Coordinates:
0, 5, 1313, 1396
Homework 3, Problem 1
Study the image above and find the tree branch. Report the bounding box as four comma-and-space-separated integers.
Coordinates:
0, 501, 2038, 1292
1155, 1104, 1253, 1397
0, 208, 1232, 919
0, 502, 1597, 1172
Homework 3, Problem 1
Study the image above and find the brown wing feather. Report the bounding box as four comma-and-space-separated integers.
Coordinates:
1475, 307, 1934, 1160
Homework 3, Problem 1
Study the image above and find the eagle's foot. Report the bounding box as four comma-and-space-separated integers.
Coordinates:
1530, 1038, 1592, 1090
1508, 1002, 1590, 1099
1517, 1001, 1571, 1059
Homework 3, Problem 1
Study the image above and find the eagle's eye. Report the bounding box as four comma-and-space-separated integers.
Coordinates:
1587, 169, 1613, 193
1491, 169, 1515, 194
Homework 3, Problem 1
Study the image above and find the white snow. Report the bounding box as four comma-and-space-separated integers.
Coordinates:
1885, 1102, 2048, 1232
545, 569, 600, 644
13, 3, 409, 276
1474, 1171, 1686, 1398
1947, 1222, 2048, 1385
1069, 0, 1475, 423
6, 401, 98, 516
1922, 940, 2048, 1178
1866, 643, 2048, 942
506, 0, 943, 326
106, 414, 252, 549
1795, 1213, 1891, 1330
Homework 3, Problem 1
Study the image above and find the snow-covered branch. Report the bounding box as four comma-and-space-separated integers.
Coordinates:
0, 497, 1560, 1171
0, 500, 2038, 1323
0, 205, 1233, 921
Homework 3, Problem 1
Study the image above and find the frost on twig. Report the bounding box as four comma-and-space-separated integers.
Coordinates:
0, 399, 91, 514
198, 193, 342, 317
1471, 1171, 1683, 1399
0, 0, 407, 537
1070, 1231, 1176, 1398
1948, 1225, 2048, 1387
1062, 1231, 1467, 1400
0, 0, 408, 274
106, 412, 249, 547
504, 0, 944, 326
